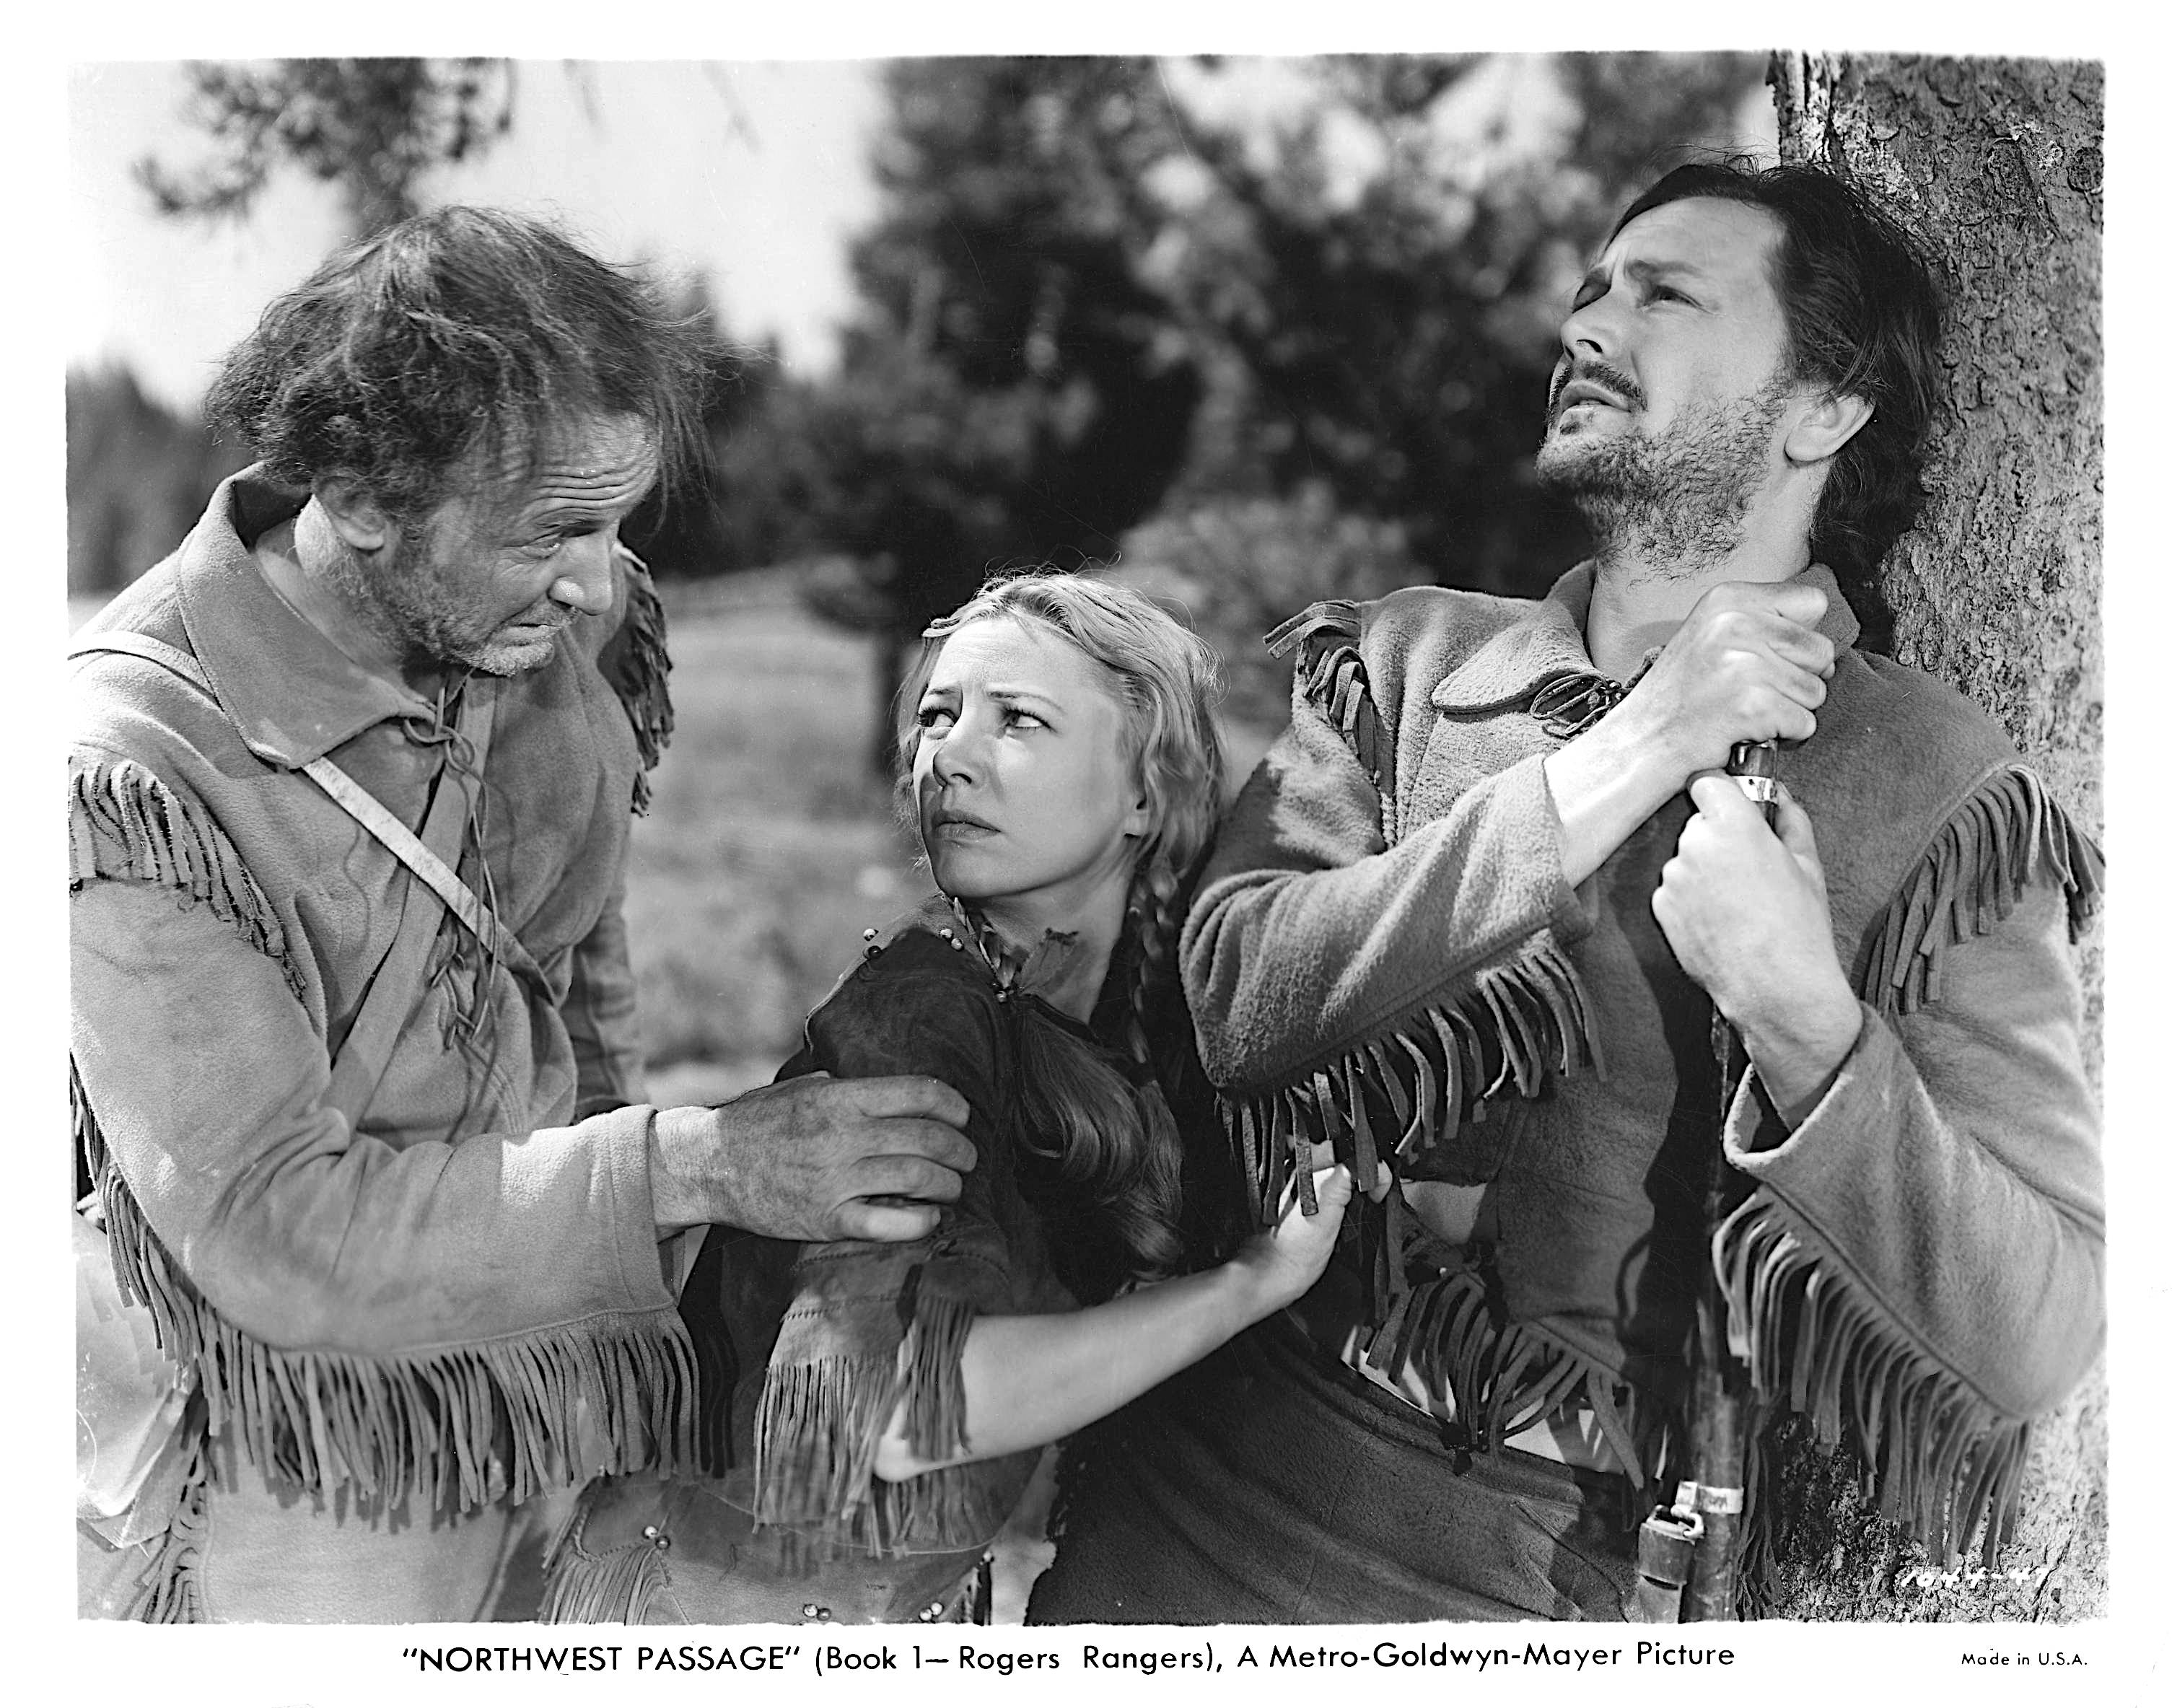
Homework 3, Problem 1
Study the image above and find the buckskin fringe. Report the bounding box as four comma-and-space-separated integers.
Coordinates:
606, 553, 675, 816
69, 756, 306, 999
1704, 765, 2098, 1564
538, 1499, 671, 1624
78, 1083, 696, 1516
128, 1440, 208, 1623
1860, 766, 2103, 1017
753, 1289, 1000, 1554
1262, 598, 1361, 661
1266, 600, 1399, 844
1359, 1266, 1662, 1486
1220, 936, 1594, 1226
1715, 1194, 2028, 1564
750, 1356, 893, 1542
875, 1291, 1006, 1548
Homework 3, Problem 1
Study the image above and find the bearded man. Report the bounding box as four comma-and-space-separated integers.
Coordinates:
1029, 160, 2103, 1623
71, 208, 974, 1622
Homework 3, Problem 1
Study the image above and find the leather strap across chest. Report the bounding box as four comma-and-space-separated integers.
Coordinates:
69, 629, 545, 1121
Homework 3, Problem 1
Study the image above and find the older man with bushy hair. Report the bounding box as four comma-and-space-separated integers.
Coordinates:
71, 207, 973, 1622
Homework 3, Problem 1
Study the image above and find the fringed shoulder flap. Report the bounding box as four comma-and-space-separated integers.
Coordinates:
597, 547, 674, 815
1266, 599, 1398, 845
1857, 765, 2103, 1017
1262, 598, 1362, 660
69, 752, 307, 1000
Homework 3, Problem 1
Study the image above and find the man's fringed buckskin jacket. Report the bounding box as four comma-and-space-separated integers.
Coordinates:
1184, 564, 2103, 1569
70, 469, 687, 1619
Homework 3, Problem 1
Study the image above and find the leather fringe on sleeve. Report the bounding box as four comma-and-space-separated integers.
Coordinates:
123, 1438, 209, 1624
1266, 600, 1400, 843
75, 1068, 699, 1518
1232, 599, 1594, 1268
603, 550, 675, 816
751, 1283, 1007, 1556
1716, 764, 2103, 1564
1715, 1199, 2030, 1564
1859, 764, 2103, 1014
1220, 942, 1593, 1232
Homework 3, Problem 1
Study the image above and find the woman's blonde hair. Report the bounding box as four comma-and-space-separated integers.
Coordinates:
895, 569, 1225, 1292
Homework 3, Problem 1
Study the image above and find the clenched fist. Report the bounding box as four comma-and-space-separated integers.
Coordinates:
1613, 579, 1836, 781
1546, 578, 1839, 888
1652, 774, 1863, 1130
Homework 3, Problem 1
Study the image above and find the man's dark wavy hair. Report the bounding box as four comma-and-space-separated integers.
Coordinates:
206, 205, 709, 518
1614, 159, 1945, 599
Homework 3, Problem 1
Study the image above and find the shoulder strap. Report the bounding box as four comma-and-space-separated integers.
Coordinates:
67, 631, 537, 978
69, 630, 543, 1122
320, 689, 493, 1122
298, 721, 543, 988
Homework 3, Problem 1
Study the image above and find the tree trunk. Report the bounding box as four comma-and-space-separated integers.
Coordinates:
1762, 51, 2105, 1621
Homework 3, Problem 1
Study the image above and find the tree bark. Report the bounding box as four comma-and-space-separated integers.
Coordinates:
1764, 51, 2104, 1622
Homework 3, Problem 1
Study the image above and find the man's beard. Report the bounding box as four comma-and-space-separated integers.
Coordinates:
323, 517, 566, 680
1535, 368, 1792, 577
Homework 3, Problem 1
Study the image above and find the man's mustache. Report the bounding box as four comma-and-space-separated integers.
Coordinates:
1547, 359, 1647, 421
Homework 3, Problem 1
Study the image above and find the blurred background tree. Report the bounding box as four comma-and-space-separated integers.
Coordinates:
71, 58, 519, 597
735, 58, 1210, 765
74, 52, 1775, 733
1126, 55, 1761, 595
1115, 485, 1423, 726
727, 53, 1766, 758
66, 366, 248, 598
134, 58, 517, 239
79, 58, 758, 595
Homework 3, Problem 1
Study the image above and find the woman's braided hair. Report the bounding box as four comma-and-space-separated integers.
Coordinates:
895, 570, 1225, 1295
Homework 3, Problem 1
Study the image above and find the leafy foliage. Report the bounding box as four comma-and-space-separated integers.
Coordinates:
136, 58, 516, 237
111, 53, 1769, 740
621, 276, 778, 582
755, 62, 1207, 648
1139, 53, 1769, 597
1116, 485, 1424, 725
750, 55, 1763, 724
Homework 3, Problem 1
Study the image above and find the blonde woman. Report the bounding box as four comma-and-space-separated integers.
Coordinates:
544, 572, 1349, 1624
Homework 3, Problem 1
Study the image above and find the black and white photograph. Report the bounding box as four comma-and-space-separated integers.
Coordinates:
32, 11, 2154, 1702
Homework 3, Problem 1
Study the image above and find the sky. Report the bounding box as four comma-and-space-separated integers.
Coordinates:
68, 60, 888, 412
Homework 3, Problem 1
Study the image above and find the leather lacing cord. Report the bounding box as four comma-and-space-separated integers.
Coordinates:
1525, 649, 1660, 741
397, 670, 507, 1054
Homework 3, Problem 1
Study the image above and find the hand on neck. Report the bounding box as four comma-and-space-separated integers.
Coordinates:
1583, 502, 1814, 681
